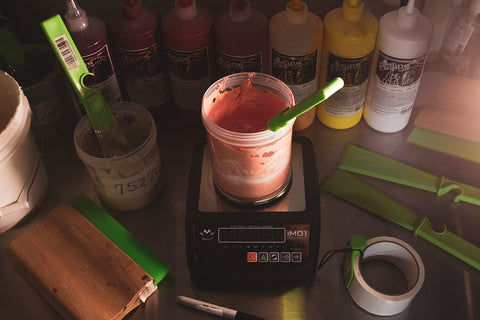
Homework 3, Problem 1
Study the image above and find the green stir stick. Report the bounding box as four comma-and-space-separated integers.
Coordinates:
266, 77, 344, 131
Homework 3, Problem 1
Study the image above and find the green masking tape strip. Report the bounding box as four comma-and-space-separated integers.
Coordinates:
71, 194, 170, 286
408, 127, 480, 165
338, 145, 480, 207
322, 170, 480, 271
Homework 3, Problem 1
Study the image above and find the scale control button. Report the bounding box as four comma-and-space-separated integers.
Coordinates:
280, 252, 291, 263
247, 252, 257, 263
269, 252, 280, 263
258, 252, 269, 263
291, 252, 302, 263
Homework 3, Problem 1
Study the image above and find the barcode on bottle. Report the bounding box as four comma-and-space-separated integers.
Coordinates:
53, 34, 80, 69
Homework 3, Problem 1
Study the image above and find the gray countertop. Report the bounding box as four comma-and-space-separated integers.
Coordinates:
1, 83, 480, 319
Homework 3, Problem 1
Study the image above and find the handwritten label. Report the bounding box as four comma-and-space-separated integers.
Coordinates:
103, 161, 161, 200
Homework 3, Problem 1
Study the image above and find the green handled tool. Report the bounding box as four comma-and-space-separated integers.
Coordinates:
322, 169, 480, 271
338, 145, 480, 207
266, 77, 344, 132
41, 15, 129, 157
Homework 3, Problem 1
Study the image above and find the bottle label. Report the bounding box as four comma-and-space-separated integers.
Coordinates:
271, 49, 318, 101
82, 44, 115, 85
82, 44, 122, 102
117, 44, 170, 107
323, 52, 373, 117
117, 43, 164, 79
165, 46, 211, 109
215, 50, 262, 78
165, 46, 210, 81
369, 51, 426, 116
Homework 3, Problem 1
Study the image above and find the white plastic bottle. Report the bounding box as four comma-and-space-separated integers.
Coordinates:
439, 0, 480, 76
363, 0, 432, 133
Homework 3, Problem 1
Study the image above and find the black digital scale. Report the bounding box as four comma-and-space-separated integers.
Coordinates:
186, 135, 320, 286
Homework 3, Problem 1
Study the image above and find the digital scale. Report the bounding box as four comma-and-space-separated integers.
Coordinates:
186, 135, 321, 286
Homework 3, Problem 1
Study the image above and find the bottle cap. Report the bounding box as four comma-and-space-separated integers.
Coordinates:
122, 0, 143, 19
175, 0, 197, 21
342, 0, 364, 23
396, 0, 419, 30
64, 0, 88, 32
229, 0, 251, 23
286, 0, 307, 24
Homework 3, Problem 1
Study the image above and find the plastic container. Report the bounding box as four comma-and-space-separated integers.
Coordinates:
363, 0, 433, 133
269, 0, 323, 131
439, 0, 480, 76
214, 0, 268, 78
0, 71, 48, 233
161, 0, 214, 110
20, 44, 73, 140
65, 0, 122, 103
316, 0, 378, 129
202, 73, 295, 205
74, 102, 162, 211
109, 0, 170, 108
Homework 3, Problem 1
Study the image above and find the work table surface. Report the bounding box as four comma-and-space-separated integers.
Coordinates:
1, 84, 480, 320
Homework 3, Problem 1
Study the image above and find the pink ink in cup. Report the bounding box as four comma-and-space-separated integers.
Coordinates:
201, 72, 295, 205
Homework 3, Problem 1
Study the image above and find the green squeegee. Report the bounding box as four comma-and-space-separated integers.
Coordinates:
322, 169, 480, 271
338, 145, 480, 207
71, 194, 169, 286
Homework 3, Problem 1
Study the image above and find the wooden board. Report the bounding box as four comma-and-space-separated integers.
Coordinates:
414, 75, 480, 144
6, 203, 156, 320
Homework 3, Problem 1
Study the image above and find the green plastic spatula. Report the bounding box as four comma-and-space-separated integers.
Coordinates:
41, 15, 130, 157
266, 77, 344, 131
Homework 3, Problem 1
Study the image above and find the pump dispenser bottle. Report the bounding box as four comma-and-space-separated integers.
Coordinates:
161, 0, 214, 110
109, 0, 170, 108
65, 0, 122, 103
269, 0, 323, 132
214, 0, 268, 79
316, 0, 377, 130
363, 0, 432, 133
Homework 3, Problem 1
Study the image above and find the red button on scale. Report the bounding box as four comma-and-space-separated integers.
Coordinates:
247, 252, 257, 262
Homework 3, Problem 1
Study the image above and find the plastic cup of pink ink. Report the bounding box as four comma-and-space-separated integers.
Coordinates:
201, 72, 295, 205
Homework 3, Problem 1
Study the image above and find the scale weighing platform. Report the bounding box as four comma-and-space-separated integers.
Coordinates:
186, 136, 321, 286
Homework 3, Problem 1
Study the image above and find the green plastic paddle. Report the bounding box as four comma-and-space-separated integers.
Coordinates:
41, 15, 130, 158
266, 77, 344, 131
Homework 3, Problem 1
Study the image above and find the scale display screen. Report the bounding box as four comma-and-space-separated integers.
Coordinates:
218, 227, 285, 243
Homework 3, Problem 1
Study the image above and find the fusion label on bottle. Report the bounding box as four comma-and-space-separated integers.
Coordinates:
370, 51, 426, 116
215, 50, 262, 78
271, 49, 317, 101
323, 52, 373, 116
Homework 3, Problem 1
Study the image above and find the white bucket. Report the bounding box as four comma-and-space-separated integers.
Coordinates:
0, 71, 48, 233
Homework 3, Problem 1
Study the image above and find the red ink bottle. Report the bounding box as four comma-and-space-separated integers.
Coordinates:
161, 0, 214, 110
109, 0, 170, 108
214, 0, 268, 79
64, 0, 122, 103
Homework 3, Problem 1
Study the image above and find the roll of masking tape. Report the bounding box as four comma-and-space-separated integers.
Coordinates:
347, 236, 425, 316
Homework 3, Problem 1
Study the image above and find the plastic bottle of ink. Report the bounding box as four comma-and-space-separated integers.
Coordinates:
269, 0, 323, 132
214, 0, 268, 79
109, 0, 170, 108
439, 0, 480, 76
363, 0, 433, 133
161, 0, 214, 110
64, 0, 122, 103
316, 0, 378, 130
